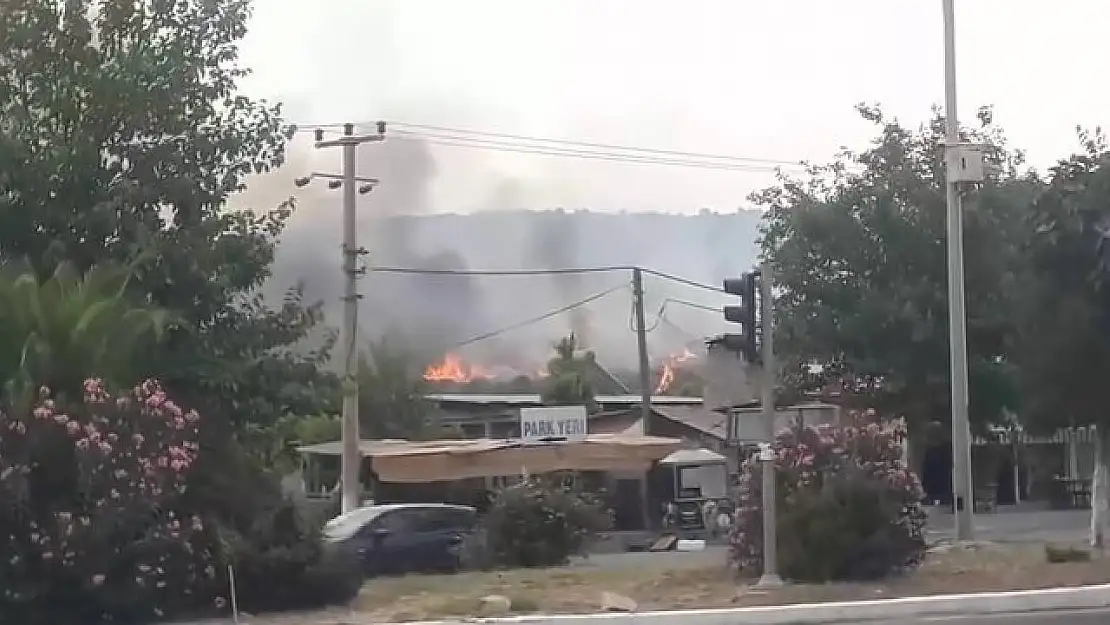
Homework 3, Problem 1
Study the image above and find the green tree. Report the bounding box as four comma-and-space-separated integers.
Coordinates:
0, 259, 175, 405
240, 412, 342, 474
0, 0, 328, 432
1018, 129, 1110, 544
541, 333, 597, 410
359, 338, 435, 440
0, 3, 362, 614
757, 105, 1034, 436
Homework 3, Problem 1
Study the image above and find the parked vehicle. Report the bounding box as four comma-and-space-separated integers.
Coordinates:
322, 503, 477, 577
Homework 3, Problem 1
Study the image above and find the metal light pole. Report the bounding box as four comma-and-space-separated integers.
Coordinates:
942, 0, 975, 541
756, 263, 782, 588
300, 123, 385, 514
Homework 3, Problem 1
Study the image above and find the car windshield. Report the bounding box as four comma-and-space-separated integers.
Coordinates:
322, 507, 385, 541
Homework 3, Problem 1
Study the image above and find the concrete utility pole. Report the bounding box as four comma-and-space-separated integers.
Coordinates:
304, 122, 385, 515
631, 267, 653, 431
756, 262, 783, 589
942, 0, 976, 542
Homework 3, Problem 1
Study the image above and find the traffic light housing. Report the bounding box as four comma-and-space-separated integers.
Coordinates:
722, 271, 759, 363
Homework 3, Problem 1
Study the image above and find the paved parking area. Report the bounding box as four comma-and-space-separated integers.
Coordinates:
926, 508, 1089, 544
574, 509, 1092, 572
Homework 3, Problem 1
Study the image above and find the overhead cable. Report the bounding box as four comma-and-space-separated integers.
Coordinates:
452, 284, 627, 348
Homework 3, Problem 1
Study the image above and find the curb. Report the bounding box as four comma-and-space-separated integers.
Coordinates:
374, 584, 1110, 625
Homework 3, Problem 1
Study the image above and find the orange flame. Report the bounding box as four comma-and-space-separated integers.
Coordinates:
654, 348, 698, 394
424, 353, 497, 383
424, 353, 549, 383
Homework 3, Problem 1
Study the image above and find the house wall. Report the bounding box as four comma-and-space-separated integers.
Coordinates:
727, 404, 842, 443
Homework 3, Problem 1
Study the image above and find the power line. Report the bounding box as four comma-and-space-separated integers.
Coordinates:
388, 121, 801, 167
634, 296, 722, 336
372, 264, 730, 297
289, 120, 803, 171
661, 297, 723, 314
388, 133, 786, 173
640, 268, 727, 294
371, 265, 630, 276
452, 284, 626, 348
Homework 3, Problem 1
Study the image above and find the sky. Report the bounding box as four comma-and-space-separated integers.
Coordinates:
235, 0, 1110, 214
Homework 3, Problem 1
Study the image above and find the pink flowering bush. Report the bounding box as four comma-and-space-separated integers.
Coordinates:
729, 410, 927, 582
0, 379, 222, 623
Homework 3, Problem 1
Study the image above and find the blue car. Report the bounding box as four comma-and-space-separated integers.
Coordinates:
323, 503, 477, 577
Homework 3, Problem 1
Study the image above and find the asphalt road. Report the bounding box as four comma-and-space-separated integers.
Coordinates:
865, 607, 1110, 624
925, 508, 1090, 544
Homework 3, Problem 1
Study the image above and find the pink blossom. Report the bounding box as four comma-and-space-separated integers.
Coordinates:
145, 390, 167, 410
163, 401, 183, 419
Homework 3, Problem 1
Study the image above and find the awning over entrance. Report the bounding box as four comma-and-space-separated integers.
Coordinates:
296, 434, 684, 483
660, 448, 728, 466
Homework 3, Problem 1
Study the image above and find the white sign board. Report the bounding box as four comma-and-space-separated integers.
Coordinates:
520, 406, 588, 443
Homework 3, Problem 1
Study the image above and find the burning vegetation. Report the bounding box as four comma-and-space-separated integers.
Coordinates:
654, 347, 699, 394
423, 353, 547, 385
423, 345, 704, 396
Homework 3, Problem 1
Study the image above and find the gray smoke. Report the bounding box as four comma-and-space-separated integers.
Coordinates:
246, 119, 758, 375
530, 209, 593, 349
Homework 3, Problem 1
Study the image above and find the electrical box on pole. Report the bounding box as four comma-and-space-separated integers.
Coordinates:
946, 142, 986, 183
722, 271, 759, 363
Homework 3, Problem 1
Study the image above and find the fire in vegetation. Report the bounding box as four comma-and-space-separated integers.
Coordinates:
655, 347, 700, 394
423, 353, 548, 384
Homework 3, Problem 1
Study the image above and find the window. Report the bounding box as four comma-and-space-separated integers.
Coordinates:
422, 507, 476, 532
323, 506, 385, 541
371, 508, 426, 533
492, 475, 522, 489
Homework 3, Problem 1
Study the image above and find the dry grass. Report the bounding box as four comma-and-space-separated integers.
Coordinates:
347, 543, 1110, 623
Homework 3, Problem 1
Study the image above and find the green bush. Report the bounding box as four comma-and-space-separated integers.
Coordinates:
0, 380, 221, 625
224, 500, 362, 613
729, 411, 927, 582
0, 380, 362, 625
469, 477, 611, 568
778, 466, 926, 581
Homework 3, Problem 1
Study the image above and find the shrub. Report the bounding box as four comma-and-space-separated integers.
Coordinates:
225, 499, 362, 613
729, 411, 927, 582
0, 379, 363, 624
1045, 544, 1091, 563
0, 379, 220, 624
469, 476, 611, 568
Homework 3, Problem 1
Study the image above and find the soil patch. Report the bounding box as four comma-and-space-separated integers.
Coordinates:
347, 543, 1110, 623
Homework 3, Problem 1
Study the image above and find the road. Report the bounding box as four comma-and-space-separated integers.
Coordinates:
925, 508, 1089, 544
868, 608, 1110, 624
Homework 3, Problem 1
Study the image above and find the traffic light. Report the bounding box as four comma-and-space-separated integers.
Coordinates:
722, 271, 759, 363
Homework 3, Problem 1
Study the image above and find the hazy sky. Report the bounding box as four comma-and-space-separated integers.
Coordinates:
237, 0, 1110, 213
